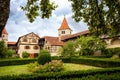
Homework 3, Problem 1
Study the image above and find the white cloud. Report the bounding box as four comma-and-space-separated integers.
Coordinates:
6, 0, 88, 42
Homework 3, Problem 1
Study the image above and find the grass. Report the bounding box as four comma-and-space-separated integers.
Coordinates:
0, 64, 32, 76
64, 63, 101, 71
0, 63, 101, 76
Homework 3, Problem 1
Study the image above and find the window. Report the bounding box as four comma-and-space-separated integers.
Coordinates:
2, 35, 5, 37
62, 31, 65, 34
33, 46, 39, 50
23, 38, 27, 42
32, 39, 36, 43
24, 46, 30, 49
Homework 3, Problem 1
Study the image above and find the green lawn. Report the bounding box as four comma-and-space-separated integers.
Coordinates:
0, 65, 32, 76
64, 63, 101, 71
0, 63, 101, 76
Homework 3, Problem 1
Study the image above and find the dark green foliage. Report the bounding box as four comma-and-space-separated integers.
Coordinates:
0, 41, 7, 58
103, 48, 120, 57
1, 67, 120, 80
0, 58, 37, 66
62, 57, 120, 68
38, 50, 51, 65
70, 0, 120, 36
22, 51, 29, 58
21, 0, 57, 22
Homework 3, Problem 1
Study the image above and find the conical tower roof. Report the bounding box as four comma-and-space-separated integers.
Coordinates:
2, 28, 8, 34
58, 17, 71, 30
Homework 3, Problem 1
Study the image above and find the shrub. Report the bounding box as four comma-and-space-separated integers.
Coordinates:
6, 49, 15, 58
38, 50, 51, 65
76, 36, 106, 56
22, 51, 29, 58
104, 48, 120, 57
28, 62, 39, 72
79, 48, 94, 56
0, 41, 7, 58
28, 60, 64, 73
61, 41, 78, 57
43, 60, 64, 72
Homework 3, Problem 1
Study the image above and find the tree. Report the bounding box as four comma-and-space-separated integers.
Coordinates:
0, 41, 7, 58
21, 0, 57, 22
0, 0, 57, 36
76, 36, 106, 56
61, 41, 78, 57
70, 0, 120, 36
0, 0, 10, 37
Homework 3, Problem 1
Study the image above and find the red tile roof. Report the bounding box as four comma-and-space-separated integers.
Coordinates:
58, 17, 71, 30
2, 28, 8, 34
8, 42, 16, 45
61, 30, 90, 41
44, 36, 64, 46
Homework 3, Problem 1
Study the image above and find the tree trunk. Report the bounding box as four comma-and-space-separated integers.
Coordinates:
0, 0, 10, 37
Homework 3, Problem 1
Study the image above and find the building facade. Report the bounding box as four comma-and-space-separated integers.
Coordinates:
39, 36, 64, 56
17, 32, 40, 58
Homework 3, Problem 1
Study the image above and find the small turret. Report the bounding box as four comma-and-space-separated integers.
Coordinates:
58, 17, 72, 36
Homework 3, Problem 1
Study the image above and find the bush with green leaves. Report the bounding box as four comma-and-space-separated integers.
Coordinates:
103, 48, 120, 57
61, 41, 78, 57
6, 49, 15, 58
76, 36, 106, 56
28, 60, 64, 73
0, 41, 7, 58
38, 50, 51, 65
22, 51, 29, 58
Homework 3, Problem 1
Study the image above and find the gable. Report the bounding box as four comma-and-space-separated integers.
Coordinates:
17, 32, 40, 45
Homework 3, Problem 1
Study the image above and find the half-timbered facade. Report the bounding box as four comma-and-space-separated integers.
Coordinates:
17, 32, 40, 58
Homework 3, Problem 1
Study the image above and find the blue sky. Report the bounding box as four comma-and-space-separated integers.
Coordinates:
6, 0, 88, 42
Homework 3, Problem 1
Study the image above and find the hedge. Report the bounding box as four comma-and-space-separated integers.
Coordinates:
0, 67, 120, 80
60, 57, 120, 68
0, 58, 37, 66
1, 57, 120, 67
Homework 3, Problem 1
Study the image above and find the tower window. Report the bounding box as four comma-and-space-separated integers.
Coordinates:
62, 31, 65, 34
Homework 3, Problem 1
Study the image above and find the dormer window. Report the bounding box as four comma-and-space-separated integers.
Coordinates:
62, 31, 65, 34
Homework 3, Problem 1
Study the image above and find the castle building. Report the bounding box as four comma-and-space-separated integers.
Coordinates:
1, 17, 120, 58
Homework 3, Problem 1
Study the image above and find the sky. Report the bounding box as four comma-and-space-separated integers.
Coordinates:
6, 0, 88, 42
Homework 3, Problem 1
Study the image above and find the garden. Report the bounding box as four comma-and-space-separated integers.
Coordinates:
1, 36, 120, 80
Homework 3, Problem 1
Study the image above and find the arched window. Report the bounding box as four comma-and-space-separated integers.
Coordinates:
33, 46, 39, 50
24, 46, 30, 49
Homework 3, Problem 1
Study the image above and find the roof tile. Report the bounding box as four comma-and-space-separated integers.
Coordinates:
44, 36, 64, 46
58, 17, 71, 30
2, 28, 8, 34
